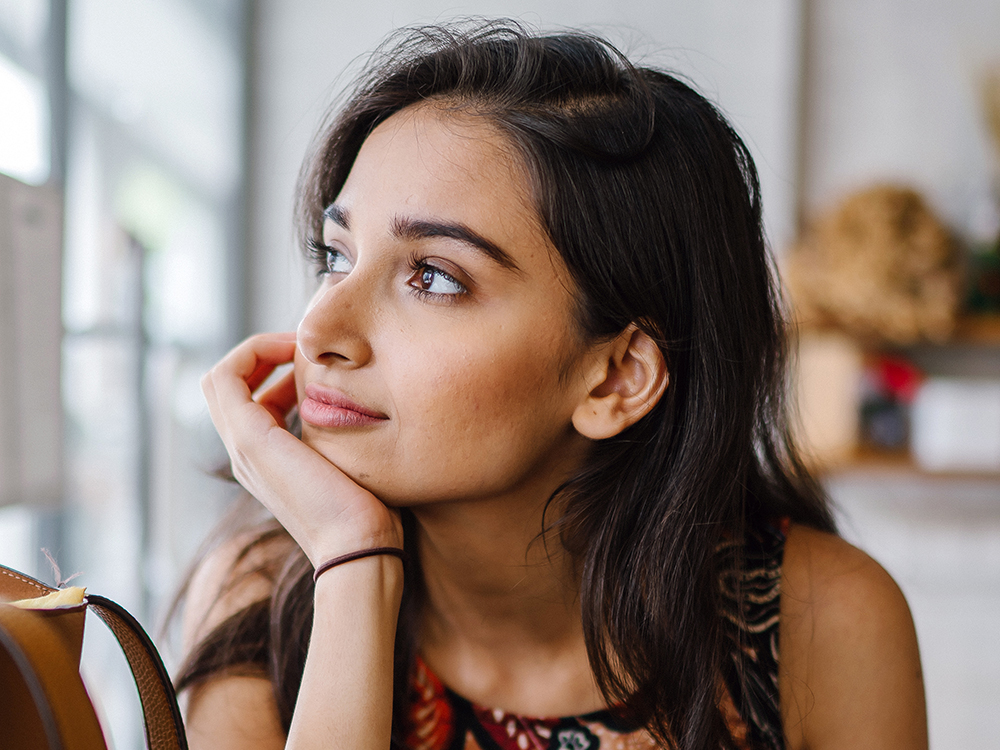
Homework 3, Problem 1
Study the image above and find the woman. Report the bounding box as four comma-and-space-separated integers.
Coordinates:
181, 21, 926, 750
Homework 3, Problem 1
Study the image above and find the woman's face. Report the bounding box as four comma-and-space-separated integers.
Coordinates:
294, 104, 597, 508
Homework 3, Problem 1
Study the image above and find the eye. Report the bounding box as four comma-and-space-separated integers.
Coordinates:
307, 239, 353, 277
408, 263, 467, 297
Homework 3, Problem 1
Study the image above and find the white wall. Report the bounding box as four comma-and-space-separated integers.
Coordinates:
247, 0, 803, 332
803, 0, 1000, 240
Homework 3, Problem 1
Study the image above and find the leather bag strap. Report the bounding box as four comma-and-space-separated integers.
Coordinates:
0, 565, 188, 750
86, 595, 187, 750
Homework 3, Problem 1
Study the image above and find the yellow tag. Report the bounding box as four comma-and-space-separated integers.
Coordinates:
8, 586, 86, 609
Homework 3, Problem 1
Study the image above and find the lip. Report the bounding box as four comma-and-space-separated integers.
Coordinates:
299, 384, 388, 428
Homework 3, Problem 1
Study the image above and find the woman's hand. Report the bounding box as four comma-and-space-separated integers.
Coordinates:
194, 333, 404, 750
200, 332, 403, 567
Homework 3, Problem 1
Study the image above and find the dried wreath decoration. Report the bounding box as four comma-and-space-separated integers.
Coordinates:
786, 185, 961, 345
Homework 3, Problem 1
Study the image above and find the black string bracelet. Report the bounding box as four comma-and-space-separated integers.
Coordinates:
312, 547, 407, 582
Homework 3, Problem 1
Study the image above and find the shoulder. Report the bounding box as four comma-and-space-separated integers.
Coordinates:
780, 524, 908, 636
778, 524, 927, 750
181, 525, 291, 654
180, 526, 293, 750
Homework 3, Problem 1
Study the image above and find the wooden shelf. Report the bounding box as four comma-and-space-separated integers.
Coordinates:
952, 314, 1000, 345
796, 314, 1000, 347
794, 314, 1000, 482
816, 446, 1000, 481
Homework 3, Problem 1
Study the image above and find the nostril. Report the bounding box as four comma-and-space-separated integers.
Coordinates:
318, 351, 351, 363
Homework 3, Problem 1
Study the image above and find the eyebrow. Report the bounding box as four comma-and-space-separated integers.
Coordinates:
322, 202, 521, 273
393, 216, 523, 272
323, 203, 350, 229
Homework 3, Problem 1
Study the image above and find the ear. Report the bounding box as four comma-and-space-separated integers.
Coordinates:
572, 325, 669, 440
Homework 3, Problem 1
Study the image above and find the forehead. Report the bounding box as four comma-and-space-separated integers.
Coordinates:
332, 104, 545, 242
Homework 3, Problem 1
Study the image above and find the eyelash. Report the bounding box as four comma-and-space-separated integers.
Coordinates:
307, 238, 343, 278
405, 251, 468, 302
306, 238, 469, 300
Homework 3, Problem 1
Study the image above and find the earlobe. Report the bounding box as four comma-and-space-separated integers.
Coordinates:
572, 325, 669, 440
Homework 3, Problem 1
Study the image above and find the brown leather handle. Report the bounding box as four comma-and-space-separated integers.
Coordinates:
86, 595, 188, 750
0, 565, 188, 750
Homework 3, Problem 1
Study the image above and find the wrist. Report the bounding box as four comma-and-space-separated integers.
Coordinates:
302, 509, 405, 568
311, 551, 405, 607
313, 547, 407, 582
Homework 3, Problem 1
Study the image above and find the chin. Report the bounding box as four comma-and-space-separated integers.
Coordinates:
299, 431, 391, 497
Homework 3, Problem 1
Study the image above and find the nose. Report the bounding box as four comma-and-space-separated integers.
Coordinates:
296, 278, 374, 368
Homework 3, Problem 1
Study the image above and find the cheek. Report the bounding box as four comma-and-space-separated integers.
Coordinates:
295, 302, 589, 504
391, 322, 578, 449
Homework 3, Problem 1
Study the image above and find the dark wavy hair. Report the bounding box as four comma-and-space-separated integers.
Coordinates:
176, 20, 834, 750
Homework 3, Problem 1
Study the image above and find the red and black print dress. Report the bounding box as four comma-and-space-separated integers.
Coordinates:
404, 520, 789, 750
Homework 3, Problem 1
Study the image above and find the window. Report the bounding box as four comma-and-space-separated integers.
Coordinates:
0, 2, 248, 747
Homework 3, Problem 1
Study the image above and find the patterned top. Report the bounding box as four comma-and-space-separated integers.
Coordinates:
404, 520, 789, 750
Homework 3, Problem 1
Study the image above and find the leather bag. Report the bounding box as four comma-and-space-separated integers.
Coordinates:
0, 564, 187, 750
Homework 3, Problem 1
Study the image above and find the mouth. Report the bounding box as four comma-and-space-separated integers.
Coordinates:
299, 384, 388, 428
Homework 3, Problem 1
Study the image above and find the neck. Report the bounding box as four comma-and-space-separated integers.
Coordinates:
412, 487, 606, 716
416, 491, 579, 638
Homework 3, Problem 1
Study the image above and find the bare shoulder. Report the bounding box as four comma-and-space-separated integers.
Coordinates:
778, 524, 927, 750
186, 676, 285, 750
780, 525, 909, 635
181, 527, 286, 652
180, 527, 293, 750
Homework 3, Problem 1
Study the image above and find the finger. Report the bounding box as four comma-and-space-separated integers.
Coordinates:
201, 334, 296, 441
257, 369, 298, 425
209, 334, 297, 399
245, 360, 280, 396
239, 333, 297, 394
212, 335, 296, 411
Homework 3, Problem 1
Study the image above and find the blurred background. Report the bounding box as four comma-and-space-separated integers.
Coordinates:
0, 1, 997, 748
